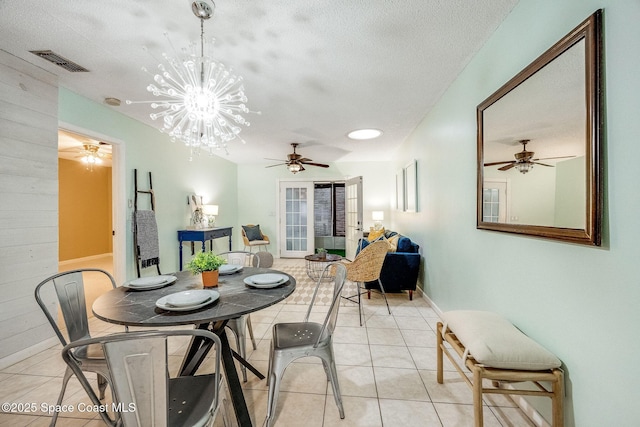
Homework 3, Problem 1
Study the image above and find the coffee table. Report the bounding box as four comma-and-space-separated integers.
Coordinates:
304, 253, 343, 281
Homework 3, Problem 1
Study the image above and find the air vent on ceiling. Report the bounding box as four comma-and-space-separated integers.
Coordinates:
29, 50, 89, 72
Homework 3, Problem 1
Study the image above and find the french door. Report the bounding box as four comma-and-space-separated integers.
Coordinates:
279, 181, 314, 258
345, 176, 363, 261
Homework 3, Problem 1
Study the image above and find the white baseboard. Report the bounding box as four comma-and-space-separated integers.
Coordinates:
419, 288, 550, 427
59, 253, 113, 266
0, 336, 58, 370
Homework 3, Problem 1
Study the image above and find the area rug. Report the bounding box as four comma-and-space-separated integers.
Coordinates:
276, 263, 359, 306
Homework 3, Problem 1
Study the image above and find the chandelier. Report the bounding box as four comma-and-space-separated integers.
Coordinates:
127, 0, 252, 158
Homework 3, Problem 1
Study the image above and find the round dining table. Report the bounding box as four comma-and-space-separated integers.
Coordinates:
92, 267, 296, 427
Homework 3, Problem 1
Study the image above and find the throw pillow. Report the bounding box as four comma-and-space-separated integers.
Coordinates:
242, 225, 263, 241
397, 236, 413, 252
367, 227, 385, 242
387, 234, 399, 252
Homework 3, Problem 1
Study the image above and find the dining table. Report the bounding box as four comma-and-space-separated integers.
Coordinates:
92, 267, 296, 427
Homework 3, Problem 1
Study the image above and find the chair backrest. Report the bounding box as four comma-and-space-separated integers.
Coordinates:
62, 329, 222, 427
305, 263, 347, 347
218, 251, 259, 267
344, 240, 388, 282
34, 268, 116, 345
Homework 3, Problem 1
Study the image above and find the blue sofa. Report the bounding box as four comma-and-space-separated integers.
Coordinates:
357, 231, 421, 300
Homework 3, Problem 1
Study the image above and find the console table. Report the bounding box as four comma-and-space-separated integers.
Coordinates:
178, 227, 233, 270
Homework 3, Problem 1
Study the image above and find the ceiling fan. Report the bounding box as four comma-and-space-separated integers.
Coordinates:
483, 139, 574, 174
265, 143, 329, 174
60, 141, 112, 170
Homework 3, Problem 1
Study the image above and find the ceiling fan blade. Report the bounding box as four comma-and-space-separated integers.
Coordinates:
485, 160, 515, 166
498, 163, 517, 171
265, 163, 287, 168
532, 155, 576, 161
298, 157, 313, 162
532, 162, 554, 167
300, 161, 329, 168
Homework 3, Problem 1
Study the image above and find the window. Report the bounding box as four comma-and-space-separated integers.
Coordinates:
314, 183, 345, 237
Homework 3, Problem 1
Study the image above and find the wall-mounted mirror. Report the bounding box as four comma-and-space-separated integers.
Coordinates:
477, 10, 602, 245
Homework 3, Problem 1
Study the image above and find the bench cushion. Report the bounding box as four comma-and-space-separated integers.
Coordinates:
441, 310, 561, 370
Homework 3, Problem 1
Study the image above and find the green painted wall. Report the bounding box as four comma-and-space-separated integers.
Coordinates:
58, 88, 239, 278
392, 1, 640, 425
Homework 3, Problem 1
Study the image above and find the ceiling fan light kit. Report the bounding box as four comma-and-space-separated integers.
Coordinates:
127, 0, 253, 159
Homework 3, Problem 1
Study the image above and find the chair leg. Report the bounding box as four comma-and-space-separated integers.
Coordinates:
50, 367, 75, 426
265, 359, 286, 427
409, 290, 413, 301
227, 317, 249, 382
357, 282, 363, 326
97, 373, 108, 400
377, 279, 391, 315
323, 354, 345, 419
246, 315, 257, 350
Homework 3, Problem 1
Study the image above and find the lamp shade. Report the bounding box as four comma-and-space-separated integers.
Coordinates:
202, 205, 219, 216
372, 211, 384, 221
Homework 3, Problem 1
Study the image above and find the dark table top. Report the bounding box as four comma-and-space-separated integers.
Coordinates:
92, 268, 296, 327
304, 253, 343, 262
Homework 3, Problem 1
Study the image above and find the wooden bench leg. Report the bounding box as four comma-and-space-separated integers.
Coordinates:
472, 365, 483, 427
552, 369, 564, 427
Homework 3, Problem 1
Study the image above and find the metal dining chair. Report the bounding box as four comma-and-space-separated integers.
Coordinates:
264, 263, 347, 427
218, 250, 258, 382
62, 329, 226, 427
340, 240, 391, 326
34, 268, 120, 426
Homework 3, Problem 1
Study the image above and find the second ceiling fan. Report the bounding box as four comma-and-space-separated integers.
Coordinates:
266, 143, 329, 174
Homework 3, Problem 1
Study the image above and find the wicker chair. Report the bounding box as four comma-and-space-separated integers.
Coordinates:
340, 240, 390, 326
241, 224, 270, 252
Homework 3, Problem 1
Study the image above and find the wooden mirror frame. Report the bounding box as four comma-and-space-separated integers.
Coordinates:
476, 10, 603, 246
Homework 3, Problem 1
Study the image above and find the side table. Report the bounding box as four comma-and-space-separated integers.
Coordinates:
304, 253, 343, 281
178, 227, 233, 270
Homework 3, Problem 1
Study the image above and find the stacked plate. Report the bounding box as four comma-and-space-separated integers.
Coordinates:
219, 264, 243, 275
123, 275, 177, 290
156, 290, 220, 311
244, 273, 289, 289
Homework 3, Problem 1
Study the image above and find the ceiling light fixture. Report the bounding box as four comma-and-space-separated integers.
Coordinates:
104, 97, 121, 106
288, 163, 302, 174
347, 129, 383, 140
80, 144, 103, 172
127, 0, 255, 159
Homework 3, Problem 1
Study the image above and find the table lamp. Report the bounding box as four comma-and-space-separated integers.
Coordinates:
203, 204, 219, 227
372, 211, 384, 231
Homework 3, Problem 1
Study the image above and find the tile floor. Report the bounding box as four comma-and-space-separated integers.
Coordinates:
0, 258, 536, 426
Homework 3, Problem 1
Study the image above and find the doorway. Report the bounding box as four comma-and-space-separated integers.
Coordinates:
57, 126, 126, 315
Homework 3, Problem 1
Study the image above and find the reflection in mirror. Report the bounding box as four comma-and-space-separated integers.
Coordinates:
477, 10, 602, 245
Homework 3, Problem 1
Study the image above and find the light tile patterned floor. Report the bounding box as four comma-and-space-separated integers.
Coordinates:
0, 258, 536, 426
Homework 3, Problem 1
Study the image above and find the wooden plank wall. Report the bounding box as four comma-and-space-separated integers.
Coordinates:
0, 49, 59, 361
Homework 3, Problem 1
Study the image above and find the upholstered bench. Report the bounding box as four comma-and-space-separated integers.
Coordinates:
436, 311, 564, 427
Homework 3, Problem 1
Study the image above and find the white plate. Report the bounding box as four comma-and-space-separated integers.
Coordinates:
249, 273, 288, 285
244, 274, 288, 289
219, 265, 242, 275
156, 290, 220, 312
123, 275, 177, 290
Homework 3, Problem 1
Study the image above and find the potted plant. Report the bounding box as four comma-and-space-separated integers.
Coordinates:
316, 248, 327, 259
186, 252, 227, 287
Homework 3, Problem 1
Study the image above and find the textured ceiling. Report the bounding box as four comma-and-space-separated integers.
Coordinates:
0, 0, 518, 165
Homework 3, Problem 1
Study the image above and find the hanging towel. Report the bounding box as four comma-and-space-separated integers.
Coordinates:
134, 210, 160, 268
